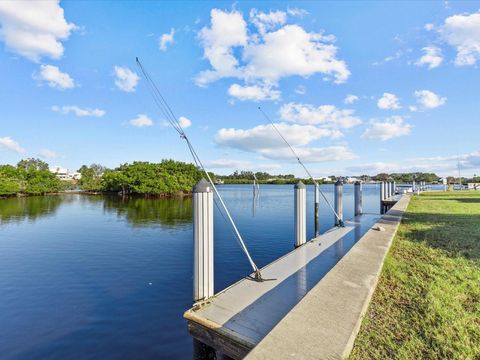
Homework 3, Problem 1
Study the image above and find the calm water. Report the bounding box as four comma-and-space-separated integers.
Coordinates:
0, 184, 381, 360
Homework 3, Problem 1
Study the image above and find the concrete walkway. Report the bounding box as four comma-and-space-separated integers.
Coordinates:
246, 195, 411, 360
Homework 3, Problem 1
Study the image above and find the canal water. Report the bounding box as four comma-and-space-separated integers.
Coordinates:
0, 184, 381, 359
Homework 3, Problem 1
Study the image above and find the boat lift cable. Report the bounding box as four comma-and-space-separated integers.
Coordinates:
135, 57, 263, 280
258, 107, 344, 226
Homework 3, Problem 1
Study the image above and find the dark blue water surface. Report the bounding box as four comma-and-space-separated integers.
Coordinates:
0, 184, 381, 360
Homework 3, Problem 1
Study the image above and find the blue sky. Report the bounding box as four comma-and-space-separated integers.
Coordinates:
0, 1, 479, 177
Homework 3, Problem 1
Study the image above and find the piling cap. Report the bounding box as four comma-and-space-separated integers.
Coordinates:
335, 179, 343, 186
193, 178, 212, 193
294, 181, 306, 189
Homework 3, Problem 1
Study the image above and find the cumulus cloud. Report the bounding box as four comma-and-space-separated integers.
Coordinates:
415, 46, 443, 69
362, 116, 412, 141
114, 66, 140, 92
414, 90, 447, 109
195, 8, 350, 98
228, 83, 281, 101
242, 24, 348, 83
39, 148, 58, 159
51, 105, 105, 117
440, 10, 480, 66
377, 92, 401, 110
159, 28, 175, 51
178, 116, 192, 129
214, 122, 354, 162
195, 9, 247, 86
279, 102, 362, 129
0, 136, 25, 153
34, 64, 75, 90
0, 0, 76, 61
216, 123, 342, 151
344, 94, 359, 104
249, 9, 287, 34
129, 114, 154, 127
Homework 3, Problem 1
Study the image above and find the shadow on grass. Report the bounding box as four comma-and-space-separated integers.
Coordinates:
401, 212, 480, 263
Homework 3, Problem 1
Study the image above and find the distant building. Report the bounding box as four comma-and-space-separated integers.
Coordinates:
346, 177, 360, 183
467, 183, 480, 190
49, 166, 81, 181
315, 176, 332, 182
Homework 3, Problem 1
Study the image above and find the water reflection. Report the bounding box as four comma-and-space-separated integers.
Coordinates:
102, 196, 192, 229
0, 196, 65, 224
0, 194, 193, 229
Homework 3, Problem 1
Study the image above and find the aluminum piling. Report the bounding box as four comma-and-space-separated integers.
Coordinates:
354, 181, 362, 216
193, 179, 214, 302
294, 181, 306, 248
334, 180, 343, 226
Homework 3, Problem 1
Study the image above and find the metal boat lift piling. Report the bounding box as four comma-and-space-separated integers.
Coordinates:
185, 180, 400, 359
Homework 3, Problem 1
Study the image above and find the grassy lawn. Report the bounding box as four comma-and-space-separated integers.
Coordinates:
350, 191, 480, 359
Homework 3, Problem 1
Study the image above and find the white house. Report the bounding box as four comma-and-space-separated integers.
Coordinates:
49, 166, 81, 180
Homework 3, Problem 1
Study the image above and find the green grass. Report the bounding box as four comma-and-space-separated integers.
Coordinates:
350, 191, 480, 360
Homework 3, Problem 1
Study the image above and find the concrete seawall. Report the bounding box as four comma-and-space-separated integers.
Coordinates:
246, 195, 411, 360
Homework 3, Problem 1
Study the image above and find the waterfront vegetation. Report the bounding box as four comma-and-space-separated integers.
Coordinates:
350, 191, 480, 359
0, 159, 63, 196
79, 160, 206, 195
2, 158, 479, 198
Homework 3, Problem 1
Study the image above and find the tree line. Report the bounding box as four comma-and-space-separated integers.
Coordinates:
78, 160, 208, 196
0, 159, 64, 196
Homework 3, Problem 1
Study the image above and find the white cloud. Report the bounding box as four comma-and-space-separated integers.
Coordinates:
228, 83, 280, 101
34, 64, 75, 89
441, 11, 480, 66
344, 94, 359, 104
346, 150, 480, 177
413, 151, 480, 171
195, 9, 350, 91
159, 28, 175, 51
279, 102, 362, 129
259, 146, 357, 162
287, 8, 309, 17
39, 148, 58, 159
204, 159, 282, 172
424, 23, 435, 31
178, 116, 192, 129
409, 105, 418, 112
204, 159, 253, 169
242, 24, 349, 83
0, 0, 76, 61
215, 123, 342, 152
362, 116, 412, 141
372, 50, 403, 66
129, 114, 154, 127
195, 9, 247, 86
51, 105, 105, 117
249, 9, 287, 34
377, 92, 401, 110
414, 90, 447, 109
0, 136, 25, 153
415, 46, 443, 69
114, 66, 140, 92
214, 122, 353, 162
294, 85, 306, 95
